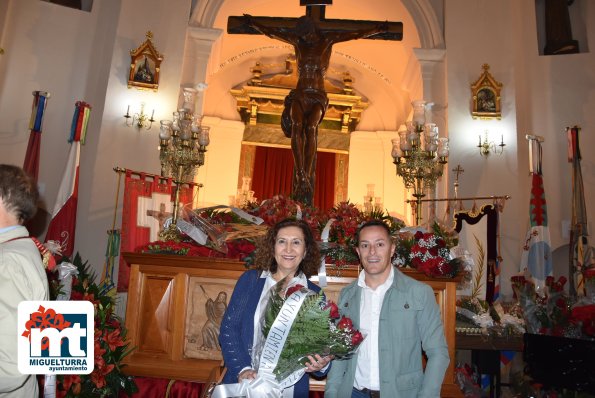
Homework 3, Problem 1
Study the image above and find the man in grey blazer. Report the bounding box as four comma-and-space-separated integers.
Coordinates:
325, 220, 449, 398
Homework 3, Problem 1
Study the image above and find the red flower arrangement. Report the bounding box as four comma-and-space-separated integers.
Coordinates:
259, 281, 364, 381
46, 254, 137, 397
511, 274, 595, 339
138, 195, 405, 270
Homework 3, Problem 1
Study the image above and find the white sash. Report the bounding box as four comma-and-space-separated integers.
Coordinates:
212, 289, 310, 398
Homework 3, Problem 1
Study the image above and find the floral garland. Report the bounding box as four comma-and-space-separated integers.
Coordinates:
138, 195, 474, 280
46, 254, 137, 397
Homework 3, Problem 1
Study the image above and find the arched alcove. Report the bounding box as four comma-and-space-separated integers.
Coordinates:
184, 0, 448, 224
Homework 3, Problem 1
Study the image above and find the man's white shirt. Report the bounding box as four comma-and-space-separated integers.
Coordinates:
354, 266, 395, 391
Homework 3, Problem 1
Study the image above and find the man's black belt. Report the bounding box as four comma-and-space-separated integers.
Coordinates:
353, 387, 380, 398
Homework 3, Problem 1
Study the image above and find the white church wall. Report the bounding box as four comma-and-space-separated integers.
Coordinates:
0, 0, 119, 232
348, 130, 410, 223
445, 0, 523, 299
196, 116, 245, 208
74, 0, 193, 279
445, 0, 595, 298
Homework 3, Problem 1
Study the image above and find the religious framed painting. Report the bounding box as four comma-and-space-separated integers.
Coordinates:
128, 31, 163, 91
470, 63, 502, 119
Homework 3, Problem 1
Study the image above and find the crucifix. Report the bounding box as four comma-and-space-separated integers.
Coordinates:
452, 164, 464, 199
228, 0, 402, 205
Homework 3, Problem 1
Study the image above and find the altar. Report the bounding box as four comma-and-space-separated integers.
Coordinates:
122, 252, 463, 397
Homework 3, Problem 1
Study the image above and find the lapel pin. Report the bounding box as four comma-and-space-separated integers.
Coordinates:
404, 303, 409, 309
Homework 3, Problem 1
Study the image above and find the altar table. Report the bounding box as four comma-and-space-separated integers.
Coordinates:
121, 253, 463, 397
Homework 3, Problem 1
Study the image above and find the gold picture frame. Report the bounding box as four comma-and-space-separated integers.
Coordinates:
471, 64, 502, 119
128, 31, 163, 91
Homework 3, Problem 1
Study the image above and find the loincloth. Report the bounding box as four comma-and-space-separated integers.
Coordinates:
281, 89, 329, 138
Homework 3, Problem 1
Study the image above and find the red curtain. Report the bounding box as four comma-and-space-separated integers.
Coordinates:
251, 146, 293, 201
251, 146, 335, 211
123, 377, 325, 398
313, 151, 336, 212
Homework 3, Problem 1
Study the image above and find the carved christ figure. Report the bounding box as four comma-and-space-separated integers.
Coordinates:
242, 14, 388, 205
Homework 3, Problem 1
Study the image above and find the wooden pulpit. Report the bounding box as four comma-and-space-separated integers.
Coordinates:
122, 253, 463, 397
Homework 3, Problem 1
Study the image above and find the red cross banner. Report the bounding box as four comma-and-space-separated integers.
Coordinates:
117, 169, 196, 292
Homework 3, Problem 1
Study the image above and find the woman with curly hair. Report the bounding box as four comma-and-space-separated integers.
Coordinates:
219, 218, 331, 397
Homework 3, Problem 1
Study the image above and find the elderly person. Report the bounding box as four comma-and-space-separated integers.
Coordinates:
219, 218, 331, 397
0, 164, 49, 397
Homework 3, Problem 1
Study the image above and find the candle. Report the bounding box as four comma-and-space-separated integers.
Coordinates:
501, 135, 504, 145
478, 135, 481, 146
126, 105, 130, 116
151, 109, 155, 120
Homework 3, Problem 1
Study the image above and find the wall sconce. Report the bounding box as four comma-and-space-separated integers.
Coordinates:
124, 102, 155, 130
478, 130, 505, 156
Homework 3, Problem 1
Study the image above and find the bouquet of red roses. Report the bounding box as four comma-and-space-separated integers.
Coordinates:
255, 281, 364, 383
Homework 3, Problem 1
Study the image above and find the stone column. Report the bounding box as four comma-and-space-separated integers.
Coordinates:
413, 48, 448, 223
179, 26, 222, 115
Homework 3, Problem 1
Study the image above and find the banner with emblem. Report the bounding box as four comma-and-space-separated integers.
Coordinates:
117, 169, 196, 292
520, 136, 552, 295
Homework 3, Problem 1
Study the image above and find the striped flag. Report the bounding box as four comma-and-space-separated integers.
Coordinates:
23, 91, 50, 181
520, 136, 552, 294
44, 101, 91, 257
567, 126, 593, 296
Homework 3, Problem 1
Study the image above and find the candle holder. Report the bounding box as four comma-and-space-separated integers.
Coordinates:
478, 130, 505, 156
124, 102, 155, 130
158, 88, 210, 240
391, 100, 449, 225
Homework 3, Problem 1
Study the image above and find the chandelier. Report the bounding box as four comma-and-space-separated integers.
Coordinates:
391, 100, 449, 225
158, 87, 210, 239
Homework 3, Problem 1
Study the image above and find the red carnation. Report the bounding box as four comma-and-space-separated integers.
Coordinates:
325, 301, 340, 319
351, 330, 364, 346
286, 284, 305, 298
337, 316, 353, 330
414, 231, 424, 240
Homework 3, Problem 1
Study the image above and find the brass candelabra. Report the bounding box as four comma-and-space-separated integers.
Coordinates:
158, 88, 210, 240
391, 100, 449, 225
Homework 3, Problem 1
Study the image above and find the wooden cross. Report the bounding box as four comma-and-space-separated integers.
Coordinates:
146, 202, 172, 233
228, 0, 402, 40
228, 1, 402, 205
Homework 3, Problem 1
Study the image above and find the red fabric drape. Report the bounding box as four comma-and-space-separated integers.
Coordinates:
251, 146, 293, 201
117, 170, 195, 292
23, 130, 41, 181
122, 377, 204, 398
313, 151, 335, 212
251, 146, 336, 211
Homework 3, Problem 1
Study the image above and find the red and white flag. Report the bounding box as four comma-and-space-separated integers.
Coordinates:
44, 141, 80, 257
44, 101, 91, 258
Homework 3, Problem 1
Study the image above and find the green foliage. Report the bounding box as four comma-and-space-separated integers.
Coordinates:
263, 289, 331, 380
48, 253, 138, 398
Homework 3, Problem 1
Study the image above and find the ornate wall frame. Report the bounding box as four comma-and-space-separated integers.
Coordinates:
470, 64, 502, 119
128, 31, 163, 91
